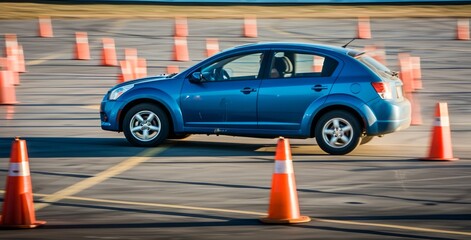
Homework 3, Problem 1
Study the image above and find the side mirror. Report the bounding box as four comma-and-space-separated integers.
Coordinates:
189, 72, 203, 83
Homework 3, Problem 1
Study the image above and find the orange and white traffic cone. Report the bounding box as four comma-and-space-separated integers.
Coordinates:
410, 56, 423, 91
0, 137, 46, 228
75, 32, 90, 60
312, 55, 324, 73
136, 58, 147, 79
0, 70, 18, 105
399, 53, 414, 94
174, 16, 188, 37
4, 34, 18, 56
422, 103, 458, 161
101, 38, 118, 66
243, 15, 258, 38
357, 16, 371, 39
167, 65, 179, 75
206, 38, 219, 57
173, 37, 189, 62
260, 137, 311, 224
456, 19, 470, 40
124, 48, 138, 78
38, 16, 53, 38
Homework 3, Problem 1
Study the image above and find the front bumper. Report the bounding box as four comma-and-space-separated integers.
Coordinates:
100, 98, 125, 131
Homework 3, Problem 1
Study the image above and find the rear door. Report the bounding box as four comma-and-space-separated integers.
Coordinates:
257, 50, 341, 130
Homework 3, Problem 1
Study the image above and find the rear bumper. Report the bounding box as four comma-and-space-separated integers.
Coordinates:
366, 98, 411, 135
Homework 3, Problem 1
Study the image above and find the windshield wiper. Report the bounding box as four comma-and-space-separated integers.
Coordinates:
166, 73, 178, 78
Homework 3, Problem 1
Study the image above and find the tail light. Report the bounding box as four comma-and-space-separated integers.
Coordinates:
371, 82, 392, 99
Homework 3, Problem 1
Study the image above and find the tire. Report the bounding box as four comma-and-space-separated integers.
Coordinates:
123, 103, 169, 147
315, 110, 362, 155
360, 136, 374, 145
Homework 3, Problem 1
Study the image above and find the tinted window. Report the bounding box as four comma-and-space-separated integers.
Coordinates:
269, 51, 338, 79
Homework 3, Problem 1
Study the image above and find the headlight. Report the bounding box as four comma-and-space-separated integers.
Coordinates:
109, 84, 134, 100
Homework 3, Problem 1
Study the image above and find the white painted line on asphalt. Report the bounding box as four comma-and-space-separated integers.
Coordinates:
34, 146, 169, 211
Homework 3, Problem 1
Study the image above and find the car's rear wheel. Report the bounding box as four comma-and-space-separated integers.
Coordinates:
315, 110, 361, 155
123, 103, 169, 147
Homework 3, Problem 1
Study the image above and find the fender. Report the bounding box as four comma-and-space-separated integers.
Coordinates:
118, 87, 184, 132
300, 94, 377, 135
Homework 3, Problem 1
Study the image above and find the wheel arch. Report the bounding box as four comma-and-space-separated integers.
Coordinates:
310, 105, 366, 138
119, 98, 175, 134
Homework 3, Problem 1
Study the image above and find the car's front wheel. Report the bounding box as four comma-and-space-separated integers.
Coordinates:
123, 103, 169, 147
315, 110, 361, 155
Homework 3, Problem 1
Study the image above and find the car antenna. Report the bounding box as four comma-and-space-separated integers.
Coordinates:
342, 38, 356, 48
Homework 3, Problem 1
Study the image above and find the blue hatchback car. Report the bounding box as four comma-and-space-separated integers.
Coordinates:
100, 42, 411, 155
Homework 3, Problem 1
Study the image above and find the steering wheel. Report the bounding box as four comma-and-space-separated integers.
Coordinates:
215, 68, 230, 81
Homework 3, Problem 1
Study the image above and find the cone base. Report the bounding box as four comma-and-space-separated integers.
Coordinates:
260, 215, 311, 224
0, 219, 46, 229
421, 157, 459, 161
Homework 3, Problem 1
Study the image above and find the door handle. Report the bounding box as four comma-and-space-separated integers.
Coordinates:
240, 87, 257, 94
311, 85, 328, 92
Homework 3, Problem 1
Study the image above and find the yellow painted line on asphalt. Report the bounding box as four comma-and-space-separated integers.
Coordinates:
26, 52, 66, 66
311, 218, 471, 237
34, 146, 169, 211
13, 191, 471, 237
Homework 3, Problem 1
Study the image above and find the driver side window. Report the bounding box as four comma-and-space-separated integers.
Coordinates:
201, 52, 263, 82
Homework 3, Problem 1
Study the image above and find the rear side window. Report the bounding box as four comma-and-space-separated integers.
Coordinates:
268, 51, 339, 79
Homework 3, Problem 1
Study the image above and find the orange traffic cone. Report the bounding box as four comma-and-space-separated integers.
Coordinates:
4, 34, 17, 55
206, 38, 219, 57
422, 103, 458, 161
243, 15, 258, 38
357, 17, 371, 39
136, 58, 147, 79
38, 16, 53, 38
410, 56, 423, 91
0, 137, 46, 228
101, 38, 118, 66
174, 16, 188, 37
167, 65, 179, 75
75, 32, 90, 60
0, 70, 18, 105
312, 55, 324, 73
124, 48, 138, 78
260, 137, 311, 224
173, 37, 189, 62
399, 53, 414, 94
118, 60, 133, 83
456, 19, 470, 40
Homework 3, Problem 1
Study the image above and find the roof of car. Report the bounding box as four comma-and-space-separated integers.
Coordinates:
228, 42, 351, 55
